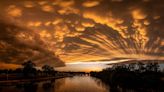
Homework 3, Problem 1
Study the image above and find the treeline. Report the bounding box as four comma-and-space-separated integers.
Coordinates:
0, 60, 57, 80
90, 62, 164, 92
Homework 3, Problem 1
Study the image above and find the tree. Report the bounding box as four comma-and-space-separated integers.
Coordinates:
22, 60, 37, 77
112, 64, 129, 72
137, 62, 145, 72
127, 63, 136, 71
42, 65, 55, 76
146, 62, 159, 72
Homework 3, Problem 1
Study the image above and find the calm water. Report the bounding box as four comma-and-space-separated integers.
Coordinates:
0, 76, 109, 92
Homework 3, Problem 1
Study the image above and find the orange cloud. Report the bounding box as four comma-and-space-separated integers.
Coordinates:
56, 0, 79, 15
24, 1, 35, 8
58, 7, 79, 15
83, 11, 127, 38
45, 21, 52, 26
6, 5, 22, 17
27, 21, 42, 27
131, 9, 147, 20
52, 18, 63, 25
54, 25, 70, 42
17, 32, 33, 42
38, 1, 47, 5
41, 5, 54, 12
81, 21, 95, 27
83, 11, 124, 31
57, 0, 74, 7
75, 25, 85, 32
60, 53, 107, 63
143, 20, 150, 25
0, 0, 163, 67
39, 30, 51, 38
0, 62, 21, 69
82, 0, 100, 7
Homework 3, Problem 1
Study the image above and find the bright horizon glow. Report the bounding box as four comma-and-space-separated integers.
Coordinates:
65, 59, 131, 65
56, 59, 131, 72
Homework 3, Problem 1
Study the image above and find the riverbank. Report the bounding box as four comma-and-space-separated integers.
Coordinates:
0, 75, 73, 86
90, 62, 164, 92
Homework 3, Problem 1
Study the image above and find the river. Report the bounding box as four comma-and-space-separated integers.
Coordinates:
0, 75, 109, 92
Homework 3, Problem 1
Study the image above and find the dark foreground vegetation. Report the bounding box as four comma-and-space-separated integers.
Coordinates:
90, 61, 164, 92
0, 60, 60, 82
0, 60, 86, 83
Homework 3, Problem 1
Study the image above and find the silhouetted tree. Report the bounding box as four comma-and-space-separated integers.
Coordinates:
22, 60, 37, 77
42, 65, 55, 76
146, 62, 159, 72
90, 61, 164, 92
127, 63, 136, 71
137, 62, 145, 72
112, 64, 129, 72
15, 68, 22, 73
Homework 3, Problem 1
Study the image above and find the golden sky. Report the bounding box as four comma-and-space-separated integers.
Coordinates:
0, 0, 163, 70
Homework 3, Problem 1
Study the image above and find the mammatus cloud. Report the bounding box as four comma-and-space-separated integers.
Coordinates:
82, 0, 100, 7
6, 5, 22, 17
0, 0, 163, 69
41, 5, 54, 12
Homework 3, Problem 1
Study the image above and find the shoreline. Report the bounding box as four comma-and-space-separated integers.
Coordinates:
0, 75, 73, 86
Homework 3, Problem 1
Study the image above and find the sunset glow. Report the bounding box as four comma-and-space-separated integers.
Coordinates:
0, 0, 163, 71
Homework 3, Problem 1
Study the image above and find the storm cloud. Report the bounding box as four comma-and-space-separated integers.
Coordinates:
0, 0, 163, 68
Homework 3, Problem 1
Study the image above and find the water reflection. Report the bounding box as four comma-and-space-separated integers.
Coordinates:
54, 76, 109, 92
23, 83, 38, 92
42, 82, 54, 92
1, 76, 160, 92
0, 76, 109, 92
0, 75, 161, 92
